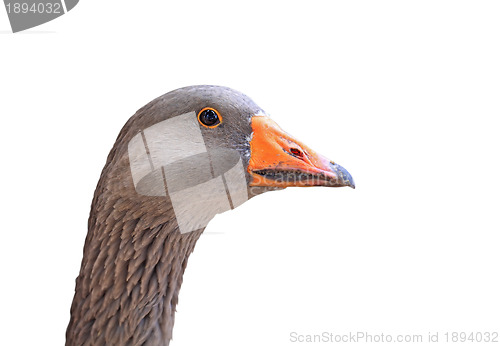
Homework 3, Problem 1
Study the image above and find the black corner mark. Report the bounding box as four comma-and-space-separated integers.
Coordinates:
3, 0, 79, 33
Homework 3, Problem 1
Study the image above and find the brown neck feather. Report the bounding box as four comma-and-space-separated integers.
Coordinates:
66, 203, 202, 345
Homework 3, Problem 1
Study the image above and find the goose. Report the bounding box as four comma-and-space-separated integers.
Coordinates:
66, 85, 355, 346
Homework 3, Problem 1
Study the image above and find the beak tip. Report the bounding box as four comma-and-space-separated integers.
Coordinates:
331, 163, 355, 189
349, 178, 355, 189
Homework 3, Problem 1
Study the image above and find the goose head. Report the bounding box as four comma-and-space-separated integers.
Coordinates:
67, 85, 354, 345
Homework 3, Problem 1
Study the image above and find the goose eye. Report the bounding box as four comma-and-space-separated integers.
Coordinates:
198, 108, 221, 128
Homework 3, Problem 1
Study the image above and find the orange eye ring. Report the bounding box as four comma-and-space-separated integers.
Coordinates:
197, 107, 222, 128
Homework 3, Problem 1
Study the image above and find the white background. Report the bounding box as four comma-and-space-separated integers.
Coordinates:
1, 1, 499, 345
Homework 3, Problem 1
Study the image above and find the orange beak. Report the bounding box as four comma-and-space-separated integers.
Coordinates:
248, 116, 355, 188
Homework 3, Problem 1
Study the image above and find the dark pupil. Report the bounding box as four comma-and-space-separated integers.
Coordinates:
201, 109, 219, 126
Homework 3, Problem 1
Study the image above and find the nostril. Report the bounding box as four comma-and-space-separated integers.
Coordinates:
290, 148, 303, 157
